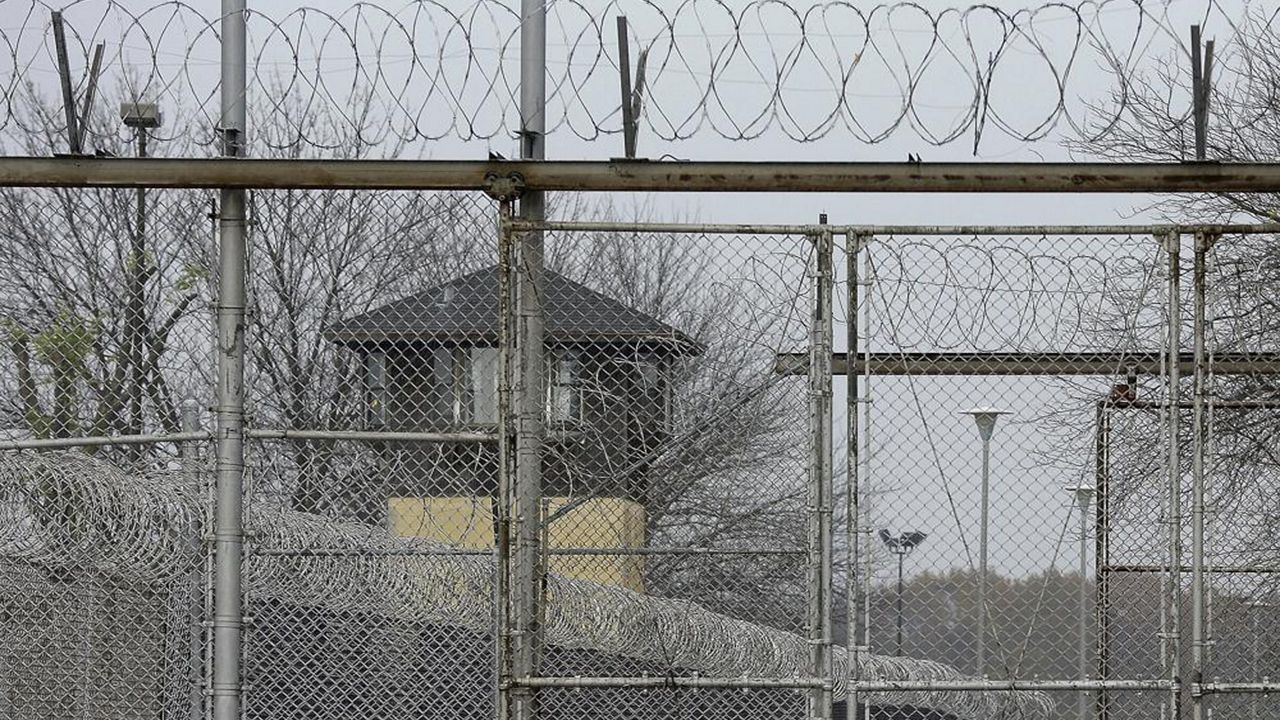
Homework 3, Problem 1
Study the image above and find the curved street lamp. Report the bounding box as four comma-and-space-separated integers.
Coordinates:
961, 406, 1010, 676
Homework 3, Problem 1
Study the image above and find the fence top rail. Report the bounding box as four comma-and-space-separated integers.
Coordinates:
10, 156, 1280, 194
507, 219, 1280, 236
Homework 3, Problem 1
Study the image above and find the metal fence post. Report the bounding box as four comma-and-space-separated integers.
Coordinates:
497, 201, 517, 720
509, 2, 547, 717
808, 223, 834, 720
212, 2, 247, 720
1191, 232, 1211, 720
1165, 231, 1183, 720
1095, 399, 1112, 720
845, 231, 865, 720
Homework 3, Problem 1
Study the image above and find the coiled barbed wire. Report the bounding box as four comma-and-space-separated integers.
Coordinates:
0, 451, 1052, 720
0, 1, 1237, 153
866, 235, 1167, 353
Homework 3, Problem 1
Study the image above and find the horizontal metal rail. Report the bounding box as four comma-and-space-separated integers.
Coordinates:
509, 220, 1280, 236
1107, 564, 1280, 574
253, 547, 494, 557
10, 157, 1280, 193
0, 431, 212, 450
774, 351, 1280, 376
544, 547, 806, 556
511, 676, 829, 690
253, 546, 804, 558
244, 429, 496, 443
853, 680, 1174, 692
1199, 682, 1280, 694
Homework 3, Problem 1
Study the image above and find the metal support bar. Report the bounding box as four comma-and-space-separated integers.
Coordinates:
510, 221, 1280, 236
211, 3, 247, 720
14, 158, 1280, 193
1165, 231, 1184, 720
507, 5, 547, 716
496, 202, 516, 720
773, 351, 1280, 376
1095, 401, 1112, 720
846, 232, 864, 720
616, 16, 637, 159
244, 429, 497, 443
78, 43, 104, 152
1199, 683, 1280, 694
854, 680, 1176, 692
513, 677, 830, 690
0, 431, 212, 450
543, 547, 806, 556
50, 11, 81, 155
1191, 233, 1211, 720
1107, 564, 1280, 574
807, 225, 835, 720
254, 547, 495, 557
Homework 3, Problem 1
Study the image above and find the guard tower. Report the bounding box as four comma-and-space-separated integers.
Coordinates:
326, 266, 701, 588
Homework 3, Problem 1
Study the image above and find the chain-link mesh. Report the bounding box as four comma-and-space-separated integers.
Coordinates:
856, 231, 1171, 719
4, 188, 1280, 720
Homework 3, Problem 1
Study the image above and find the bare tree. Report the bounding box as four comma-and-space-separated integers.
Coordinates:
0, 84, 210, 450
1070, 11, 1280, 587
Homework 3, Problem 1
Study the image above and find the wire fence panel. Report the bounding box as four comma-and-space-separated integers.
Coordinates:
506, 223, 820, 720
4, 189, 1280, 720
858, 231, 1173, 720
1193, 232, 1280, 720
240, 190, 500, 720
0, 180, 217, 720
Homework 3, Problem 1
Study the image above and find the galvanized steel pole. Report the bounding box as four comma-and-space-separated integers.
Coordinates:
1165, 231, 1184, 720
1191, 233, 1210, 720
845, 232, 864, 720
508, 3, 547, 720
979, 434, 989, 676
211, 2, 247, 720
807, 224, 834, 720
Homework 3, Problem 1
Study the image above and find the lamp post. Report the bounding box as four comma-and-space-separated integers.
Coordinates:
120, 102, 162, 451
1067, 484, 1096, 720
879, 529, 928, 656
962, 406, 1009, 676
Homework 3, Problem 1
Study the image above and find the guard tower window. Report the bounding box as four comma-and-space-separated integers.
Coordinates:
548, 349, 580, 423
365, 351, 387, 428
429, 346, 499, 427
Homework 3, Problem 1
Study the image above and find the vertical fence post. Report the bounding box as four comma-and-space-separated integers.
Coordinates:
510, 4, 547, 717
1190, 232, 1210, 720
1095, 399, 1112, 720
496, 201, 516, 720
808, 222, 834, 720
1164, 231, 1184, 720
859, 241, 876, 720
212, 2, 247, 720
845, 232, 864, 720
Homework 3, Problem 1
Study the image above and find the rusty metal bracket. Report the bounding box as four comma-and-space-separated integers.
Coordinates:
483, 171, 526, 201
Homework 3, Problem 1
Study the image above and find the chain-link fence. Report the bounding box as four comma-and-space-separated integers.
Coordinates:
1, 184, 1279, 720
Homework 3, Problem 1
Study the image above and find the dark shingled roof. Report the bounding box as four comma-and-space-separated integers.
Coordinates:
326, 266, 701, 353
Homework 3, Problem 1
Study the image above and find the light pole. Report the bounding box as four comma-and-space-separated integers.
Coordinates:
879, 529, 928, 656
120, 102, 162, 452
1067, 484, 1095, 720
962, 406, 1009, 677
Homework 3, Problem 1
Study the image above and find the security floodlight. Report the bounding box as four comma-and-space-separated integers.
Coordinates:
880, 529, 929, 655
120, 102, 162, 129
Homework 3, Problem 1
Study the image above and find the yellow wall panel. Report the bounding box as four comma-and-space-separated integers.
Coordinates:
388, 496, 646, 591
